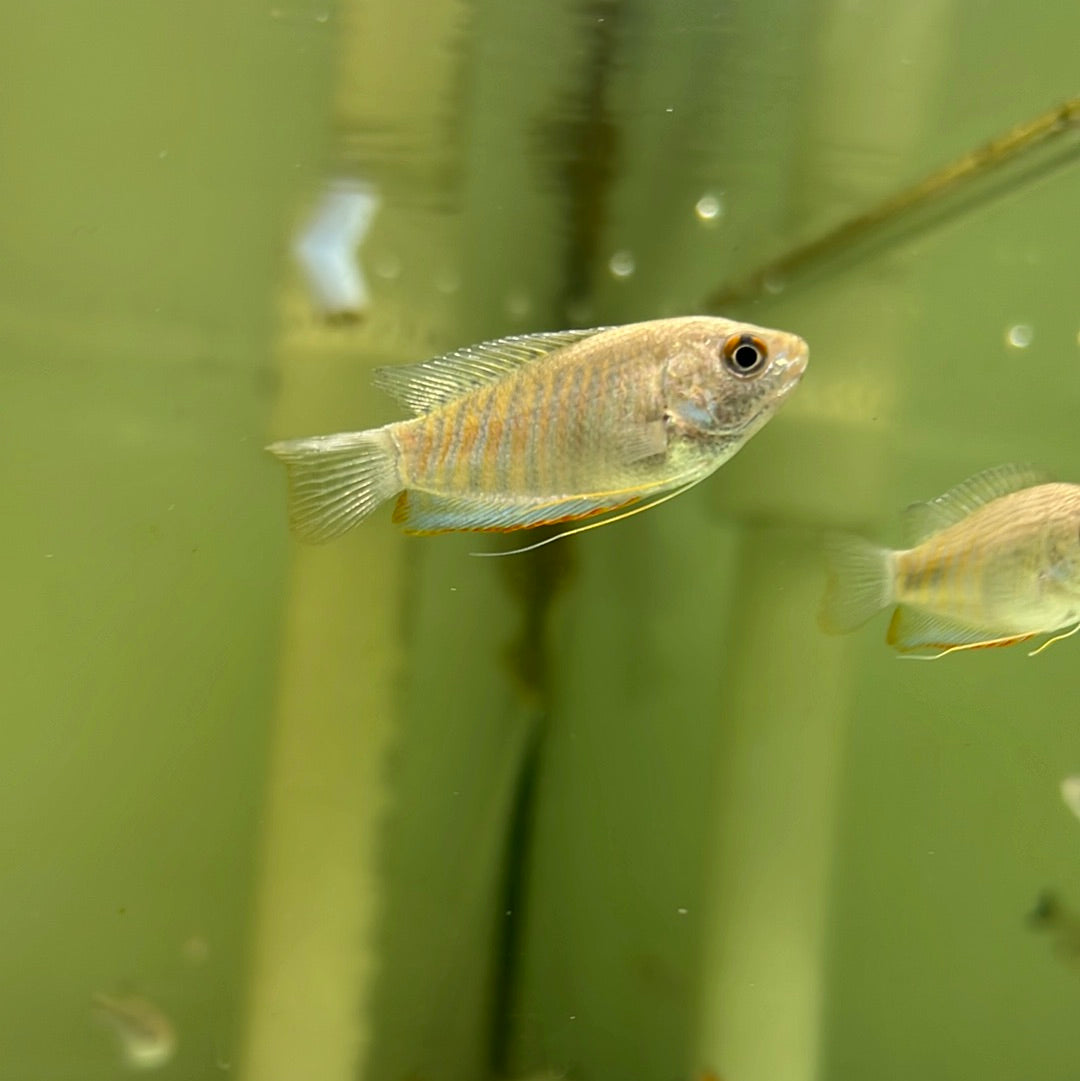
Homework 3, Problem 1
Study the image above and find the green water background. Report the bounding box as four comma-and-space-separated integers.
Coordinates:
3, 2, 1080, 1079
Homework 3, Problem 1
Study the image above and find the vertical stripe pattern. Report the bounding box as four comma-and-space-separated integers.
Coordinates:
399, 345, 660, 499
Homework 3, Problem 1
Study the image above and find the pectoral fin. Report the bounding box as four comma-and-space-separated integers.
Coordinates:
610, 420, 668, 465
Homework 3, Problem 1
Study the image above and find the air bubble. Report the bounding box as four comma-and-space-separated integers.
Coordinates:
608, 250, 635, 279
694, 193, 723, 222
1006, 324, 1033, 348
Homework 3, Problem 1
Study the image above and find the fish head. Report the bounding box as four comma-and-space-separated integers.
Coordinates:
660, 316, 808, 445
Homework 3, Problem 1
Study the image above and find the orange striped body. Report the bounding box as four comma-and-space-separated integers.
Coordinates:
391, 335, 665, 499
893, 483, 1080, 636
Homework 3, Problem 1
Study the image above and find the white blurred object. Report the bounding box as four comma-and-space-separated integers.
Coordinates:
92, 992, 177, 1070
1061, 775, 1080, 822
294, 179, 380, 320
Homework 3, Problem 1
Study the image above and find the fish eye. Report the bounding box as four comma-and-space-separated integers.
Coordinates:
721, 333, 769, 377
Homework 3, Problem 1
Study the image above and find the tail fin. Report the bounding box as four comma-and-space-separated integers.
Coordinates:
266, 428, 402, 543
819, 532, 894, 634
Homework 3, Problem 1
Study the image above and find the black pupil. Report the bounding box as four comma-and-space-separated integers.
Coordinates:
732, 340, 761, 370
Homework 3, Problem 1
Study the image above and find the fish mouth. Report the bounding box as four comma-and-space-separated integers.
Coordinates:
776, 335, 809, 394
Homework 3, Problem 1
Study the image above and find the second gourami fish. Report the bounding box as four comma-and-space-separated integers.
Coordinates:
821, 464, 1080, 656
268, 316, 808, 543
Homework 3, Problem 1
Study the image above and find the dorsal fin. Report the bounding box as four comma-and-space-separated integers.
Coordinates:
371, 328, 605, 415
901, 463, 1051, 545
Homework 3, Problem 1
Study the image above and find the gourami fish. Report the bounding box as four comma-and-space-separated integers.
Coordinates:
820, 464, 1080, 657
268, 316, 808, 545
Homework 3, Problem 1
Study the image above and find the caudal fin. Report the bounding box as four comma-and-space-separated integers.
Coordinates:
266, 429, 402, 543
819, 532, 894, 634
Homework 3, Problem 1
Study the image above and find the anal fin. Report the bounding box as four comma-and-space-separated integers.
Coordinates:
887, 606, 1035, 655
611, 420, 668, 465
898, 633, 1038, 660
392, 488, 639, 535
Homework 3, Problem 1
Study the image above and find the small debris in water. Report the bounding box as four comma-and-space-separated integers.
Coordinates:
181, 933, 210, 966
434, 270, 460, 296
92, 992, 177, 1070
505, 289, 532, 320
373, 253, 402, 280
